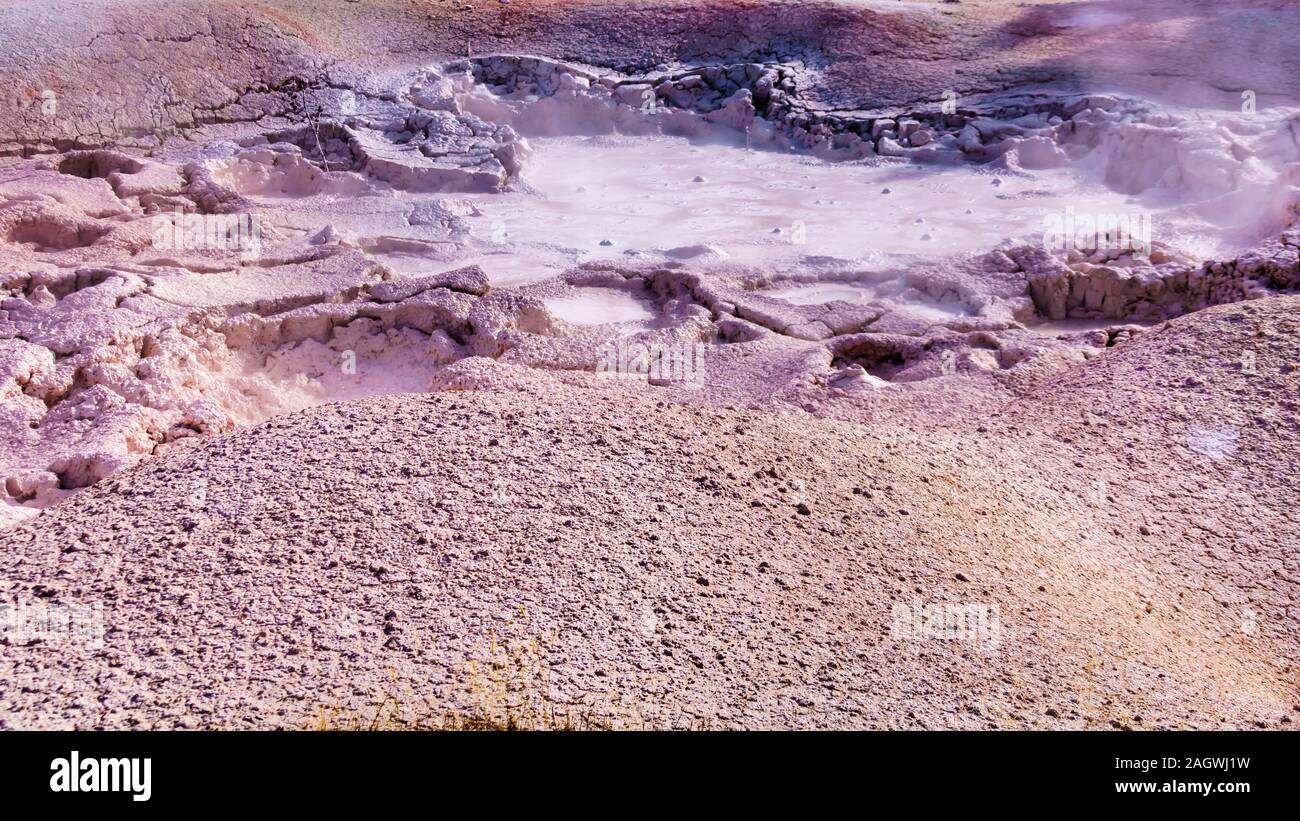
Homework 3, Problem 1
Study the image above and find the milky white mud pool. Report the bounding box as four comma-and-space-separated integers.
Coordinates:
766, 284, 877, 305
764, 281, 967, 319
543, 288, 656, 326
457, 131, 1276, 286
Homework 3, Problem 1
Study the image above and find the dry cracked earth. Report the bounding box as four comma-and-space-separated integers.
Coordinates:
0, 0, 1298, 729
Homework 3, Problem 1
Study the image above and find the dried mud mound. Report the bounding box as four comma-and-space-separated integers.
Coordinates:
3, 299, 1298, 729
1000, 295, 1300, 671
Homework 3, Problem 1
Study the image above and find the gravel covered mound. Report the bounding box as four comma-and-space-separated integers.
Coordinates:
3, 301, 1299, 730
1001, 295, 1300, 681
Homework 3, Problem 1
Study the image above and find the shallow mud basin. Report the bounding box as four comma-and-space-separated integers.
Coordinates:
460, 133, 1249, 283
543, 287, 656, 326
764, 280, 968, 320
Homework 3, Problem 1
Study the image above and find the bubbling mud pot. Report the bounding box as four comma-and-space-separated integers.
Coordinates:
3, 48, 1296, 526
1, 0, 1299, 731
